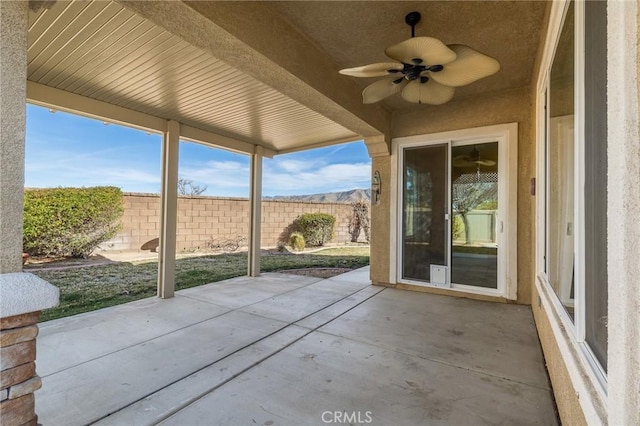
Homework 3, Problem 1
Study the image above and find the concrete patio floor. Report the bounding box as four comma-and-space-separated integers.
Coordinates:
35, 267, 557, 425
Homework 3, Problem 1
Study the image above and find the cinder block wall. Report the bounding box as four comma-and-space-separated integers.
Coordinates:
103, 193, 360, 252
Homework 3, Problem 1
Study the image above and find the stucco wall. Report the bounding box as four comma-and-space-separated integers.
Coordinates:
0, 0, 28, 273
531, 285, 586, 425
370, 87, 534, 305
369, 156, 392, 285
103, 193, 360, 252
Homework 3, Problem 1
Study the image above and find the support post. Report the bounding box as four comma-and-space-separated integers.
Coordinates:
0, 0, 28, 274
0, 4, 59, 425
248, 146, 263, 277
158, 120, 180, 298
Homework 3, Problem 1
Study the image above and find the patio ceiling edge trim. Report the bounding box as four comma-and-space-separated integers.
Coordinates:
26, 81, 276, 158
27, 81, 167, 133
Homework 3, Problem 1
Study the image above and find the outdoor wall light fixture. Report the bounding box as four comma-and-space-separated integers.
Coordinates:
339, 12, 500, 104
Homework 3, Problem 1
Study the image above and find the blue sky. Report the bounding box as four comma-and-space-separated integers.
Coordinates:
25, 104, 371, 197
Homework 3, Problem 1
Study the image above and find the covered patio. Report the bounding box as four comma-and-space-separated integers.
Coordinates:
4, 1, 640, 424
36, 268, 555, 425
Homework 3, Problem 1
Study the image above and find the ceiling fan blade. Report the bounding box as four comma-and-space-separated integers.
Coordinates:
429, 44, 500, 87
362, 78, 407, 104
385, 37, 457, 66
401, 79, 455, 105
339, 62, 403, 77
476, 159, 497, 166
454, 154, 472, 160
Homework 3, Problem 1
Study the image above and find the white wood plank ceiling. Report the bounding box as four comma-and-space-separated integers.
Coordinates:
27, 0, 359, 153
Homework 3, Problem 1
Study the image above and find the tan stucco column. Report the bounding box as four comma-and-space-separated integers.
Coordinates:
365, 135, 392, 286
158, 120, 179, 298
0, 0, 28, 274
0, 3, 59, 424
607, 1, 640, 424
248, 146, 263, 277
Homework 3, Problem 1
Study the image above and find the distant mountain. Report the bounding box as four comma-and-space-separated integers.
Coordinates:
265, 188, 371, 204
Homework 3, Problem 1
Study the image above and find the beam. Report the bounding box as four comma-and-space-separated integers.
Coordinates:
157, 120, 180, 298
364, 135, 391, 158
248, 146, 263, 277
26, 82, 167, 133
181, 124, 276, 158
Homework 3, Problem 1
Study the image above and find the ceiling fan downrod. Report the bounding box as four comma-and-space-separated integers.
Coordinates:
405, 11, 421, 38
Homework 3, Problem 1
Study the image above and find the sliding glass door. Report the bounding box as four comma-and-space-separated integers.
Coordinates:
398, 134, 511, 296
450, 142, 499, 289
402, 145, 449, 283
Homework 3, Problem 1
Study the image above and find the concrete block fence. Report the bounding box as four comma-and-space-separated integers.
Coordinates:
102, 193, 361, 253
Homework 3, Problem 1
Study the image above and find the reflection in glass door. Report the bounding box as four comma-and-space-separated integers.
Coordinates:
450, 142, 499, 289
402, 145, 448, 282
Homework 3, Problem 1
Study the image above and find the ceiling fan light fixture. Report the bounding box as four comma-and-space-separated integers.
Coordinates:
339, 11, 500, 105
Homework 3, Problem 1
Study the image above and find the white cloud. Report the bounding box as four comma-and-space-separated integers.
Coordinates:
180, 160, 250, 194
263, 161, 371, 194
276, 159, 318, 174
175, 159, 371, 196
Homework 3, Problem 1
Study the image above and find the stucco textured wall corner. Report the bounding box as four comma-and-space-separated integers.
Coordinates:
391, 87, 534, 304
369, 156, 391, 285
607, 1, 640, 424
0, 0, 28, 274
0, 273, 59, 318
531, 285, 587, 425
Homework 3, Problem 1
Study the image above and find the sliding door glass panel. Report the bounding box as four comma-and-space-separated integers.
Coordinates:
402, 145, 448, 282
451, 142, 499, 289
548, 1, 575, 319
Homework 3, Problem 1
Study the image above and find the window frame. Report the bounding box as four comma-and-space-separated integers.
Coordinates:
535, 0, 607, 404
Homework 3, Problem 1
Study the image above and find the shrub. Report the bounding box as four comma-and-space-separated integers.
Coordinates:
289, 232, 305, 251
23, 187, 124, 258
296, 213, 335, 247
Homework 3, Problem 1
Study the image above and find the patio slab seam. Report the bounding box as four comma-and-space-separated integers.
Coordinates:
236, 288, 368, 324
38, 295, 238, 378
177, 272, 329, 310
155, 288, 387, 425
89, 286, 385, 425
38, 273, 336, 377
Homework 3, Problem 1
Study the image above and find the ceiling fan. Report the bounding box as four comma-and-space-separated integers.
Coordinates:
453, 145, 496, 168
339, 11, 500, 105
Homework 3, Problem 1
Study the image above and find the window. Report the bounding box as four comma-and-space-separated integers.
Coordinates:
547, 1, 575, 317
542, 0, 608, 374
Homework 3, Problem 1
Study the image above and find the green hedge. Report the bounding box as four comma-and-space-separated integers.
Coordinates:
23, 187, 124, 258
296, 213, 335, 247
